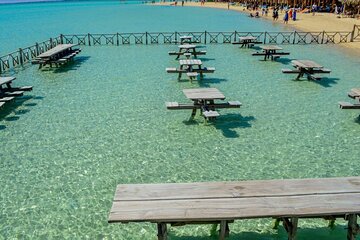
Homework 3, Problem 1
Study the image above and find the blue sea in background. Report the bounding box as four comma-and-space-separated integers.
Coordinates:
0, 1, 360, 239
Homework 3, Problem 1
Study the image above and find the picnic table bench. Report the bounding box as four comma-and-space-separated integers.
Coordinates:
108, 176, 360, 240
252, 45, 290, 61
165, 88, 241, 121
172, 35, 201, 45
168, 44, 207, 59
232, 36, 262, 48
166, 59, 215, 82
0, 77, 32, 104
282, 60, 331, 81
31, 44, 81, 69
339, 88, 360, 109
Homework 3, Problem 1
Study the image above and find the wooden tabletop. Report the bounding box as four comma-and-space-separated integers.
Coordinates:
178, 44, 197, 49
350, 88, 360, 97
179, 59, 202, 66
183, 88, 225, 100
37, 44, 76, 58
108, 176, 360, 223
0, 77, 16, 86
260, 45, 283, 50
291, 60, 323, 69
239, 36, 257, 41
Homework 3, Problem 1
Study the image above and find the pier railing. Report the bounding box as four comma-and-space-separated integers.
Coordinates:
0, 28, 358, 74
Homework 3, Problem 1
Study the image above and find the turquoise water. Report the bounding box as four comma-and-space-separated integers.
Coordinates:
1, 2, 360, 239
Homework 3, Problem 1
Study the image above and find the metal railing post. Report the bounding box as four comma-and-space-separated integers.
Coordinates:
116, 33, 119, 46
60, 34, 64, 44
19, 48, 23, 66
88, 33, 91, 46
204, 31, 207, 44
234, 30, 237, 42
264, 31, 267, 44
350, 24, 356, 42
293, 31, 296, 44
146, 32, 148, 45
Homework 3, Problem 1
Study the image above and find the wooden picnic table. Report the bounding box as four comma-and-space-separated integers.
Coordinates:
339, 88, 360, 110
0, 76, 32, 103
179, 35, 192, 44
252, 45, 290, 61
282, 60, 331, 81
235, 36, 262, 48
37, 44, 76, 59
108, 176, 360, 240
34, 44, 81, 69
166, 59, 215, 82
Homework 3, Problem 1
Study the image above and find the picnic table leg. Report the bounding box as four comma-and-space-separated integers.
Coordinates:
157, 223, 167, 240
219, 220, 229, 240
347, 214, 359, 240
282, 217, 298, 240
178, 65, 183, 80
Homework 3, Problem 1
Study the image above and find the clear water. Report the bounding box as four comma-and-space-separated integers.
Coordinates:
1, 2, 360, 240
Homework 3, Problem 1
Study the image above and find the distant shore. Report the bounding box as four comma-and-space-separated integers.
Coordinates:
154, 2, 360, 54
0, 0, 62, 4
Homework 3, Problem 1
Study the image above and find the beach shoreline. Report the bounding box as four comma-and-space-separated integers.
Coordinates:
154, 2, 360, 54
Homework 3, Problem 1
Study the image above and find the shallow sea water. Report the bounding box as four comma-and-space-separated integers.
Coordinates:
0, 1, 360, 240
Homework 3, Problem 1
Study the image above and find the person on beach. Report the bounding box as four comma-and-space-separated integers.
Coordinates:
283, 10, 289, 24
312, 3, 317, 15
292, 8, 297, 20
181, 0, 184, 6
289, 8, 293, 19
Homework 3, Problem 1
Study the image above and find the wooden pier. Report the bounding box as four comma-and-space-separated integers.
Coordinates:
31, 44, 81, 69
108, 176, 360, 240
252, 45, 290, 61
282, 60, 331, 81
165, 88, 241, 121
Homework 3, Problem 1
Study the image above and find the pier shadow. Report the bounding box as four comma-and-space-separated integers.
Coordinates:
0, 95, 43, 130
213, 114, 255, 138
41, 56, 90, 73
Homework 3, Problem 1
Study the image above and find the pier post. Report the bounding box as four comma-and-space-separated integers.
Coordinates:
293, 31, 296, 44
204, 31, 207, 45
116, 33, 119, 46
49, 38, 53, 48
35, 42, 39, 56
234, 31, 237, 42
282, 217, 298, 240
88, 33, 91, 46
321, 31, 325, 44
60, 34, 64, 44
146, 32, 148, 45
19, 48, 24, 66
264, 31, 267, 44
350, 24, 356, 42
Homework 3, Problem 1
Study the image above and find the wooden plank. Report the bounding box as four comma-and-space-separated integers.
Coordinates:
183, 88, 225, 100
178, 44, 196, 49
291, 60, 323, 69
350, 88, 360, 97
260, 45, 283, 50
0, 96, 15, 102
0, 102, 5, 108
179, 59, 202, 66
203, 110, 220, 118
109, 192, 360, 222
37, 44, 76, 58
339, 102, 360, 109
113, 177, 360, 201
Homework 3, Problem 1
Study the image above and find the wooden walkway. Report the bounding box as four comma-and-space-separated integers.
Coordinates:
108, 176, 360, 240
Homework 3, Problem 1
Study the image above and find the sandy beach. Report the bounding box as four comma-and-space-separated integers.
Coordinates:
155, 2, 360, 53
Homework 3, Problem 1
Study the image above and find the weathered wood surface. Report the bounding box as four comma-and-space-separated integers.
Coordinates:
179, 59, 202, 66
183, 88, 225, 100
260, 45, 283, 50
178, 44, 197, 49
291, 60, 323, 69
0, 96, 15, 102
0, 77, 16, 86
349, 88, 360, 98
109, 177, 360, 223
166, 101, 241, 110
339, 102, 360, 109
239, 36, 258, 41
0, 102, 4, 108
37, 44, 76, 58
180, 36, 192, 40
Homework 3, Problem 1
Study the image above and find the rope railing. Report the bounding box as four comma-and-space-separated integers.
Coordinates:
0, 28, 357, 74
